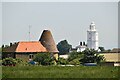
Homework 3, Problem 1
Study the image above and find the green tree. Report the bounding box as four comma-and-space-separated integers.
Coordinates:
107, 49, 111, 52
68, 52, 83, 65
79, 48, 104, 64
68, 52, 83, 61
33, 53, 54, 65
57, 40, 72, 55
99, 47, 105, 52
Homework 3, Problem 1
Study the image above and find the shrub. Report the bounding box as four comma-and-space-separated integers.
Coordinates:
68, 52, 83, 62
2, 58, 29, 66
57, 58, 69, 65
79, 48, 104, 64
2, 58, 17, 66
15, 58, 23, 64
69, 58, 80, 65
33, 53, 55, 65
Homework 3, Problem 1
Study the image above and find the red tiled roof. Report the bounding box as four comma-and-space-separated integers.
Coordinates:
3, 41, 47, 53
16, 41, 47, 52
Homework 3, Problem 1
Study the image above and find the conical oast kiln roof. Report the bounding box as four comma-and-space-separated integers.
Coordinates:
39, 30, 58, 53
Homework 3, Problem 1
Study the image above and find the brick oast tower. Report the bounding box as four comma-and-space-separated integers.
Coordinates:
39, 30, 59, 61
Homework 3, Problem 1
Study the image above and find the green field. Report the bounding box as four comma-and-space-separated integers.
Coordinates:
2, 66, 119, 78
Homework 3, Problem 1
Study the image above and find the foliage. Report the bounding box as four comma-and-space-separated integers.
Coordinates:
68, 52, 83, 65
57, 52, 83, 65
2, 58, 27, 66
79, 48, 104, 64
57, 40, 72, 55
33, 53, 55, 65
15, 58, 29, 66
99, 47, 105, 51
2, 58, 17, 66
57, 58, 69, 65
107, 49, 111, 52
15, 58, 23, 63
0, 47, 2, 52
68, 51, 83, 62
69, 58, 80, 65
2, 66, 119, 78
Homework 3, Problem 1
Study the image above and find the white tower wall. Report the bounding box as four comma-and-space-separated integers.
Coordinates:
87, 22, 99, 50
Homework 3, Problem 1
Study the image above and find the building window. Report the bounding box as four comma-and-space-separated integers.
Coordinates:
29, 54, 34, 59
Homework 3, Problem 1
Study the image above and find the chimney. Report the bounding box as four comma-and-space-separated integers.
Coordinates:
2, 45, 4, 48
10, 43, 12, 46
80, 42, 82, 46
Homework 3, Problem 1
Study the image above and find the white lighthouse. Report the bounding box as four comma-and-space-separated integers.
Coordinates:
87, 21, 99, 50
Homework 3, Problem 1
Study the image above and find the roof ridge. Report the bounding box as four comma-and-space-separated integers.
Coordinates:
19, 41, 39, 43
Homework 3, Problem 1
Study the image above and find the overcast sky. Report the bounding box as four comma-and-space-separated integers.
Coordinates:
1, 1, 119, 49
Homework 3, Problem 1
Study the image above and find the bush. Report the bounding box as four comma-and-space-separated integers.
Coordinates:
33, 53, 55, 65
57, 58, 69, 65
68, 52, 83, 62
2, 58, 29, 66
2, 58, 17, 66
69, 58, 80, 65
79, 48, 104, 64
15, 58, 23, 64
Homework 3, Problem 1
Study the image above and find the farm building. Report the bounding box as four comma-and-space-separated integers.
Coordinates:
2, 30, 58, 61
2, 41, 47, 61
100, 53, 120, 66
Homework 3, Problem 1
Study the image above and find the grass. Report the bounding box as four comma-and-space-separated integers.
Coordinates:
2, 65, 119, 78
